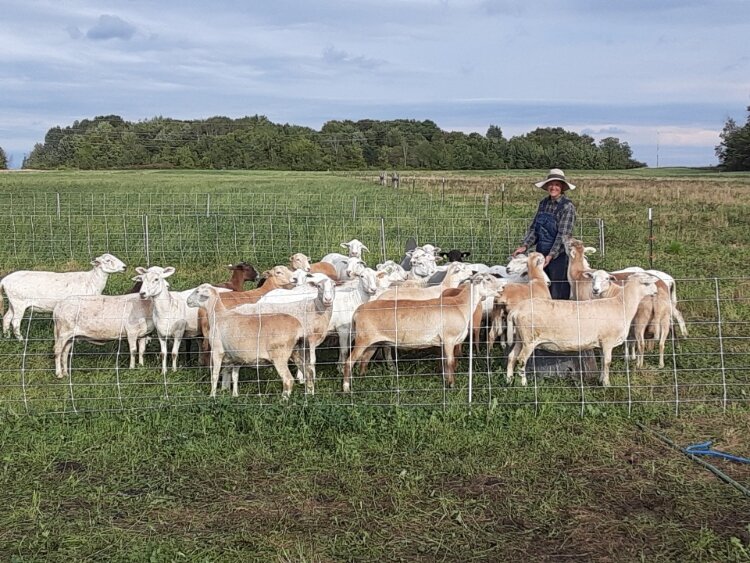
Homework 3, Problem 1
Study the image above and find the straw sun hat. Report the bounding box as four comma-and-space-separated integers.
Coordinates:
534, 168, 576, 191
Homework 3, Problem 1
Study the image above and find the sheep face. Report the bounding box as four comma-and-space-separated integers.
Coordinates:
93, 253, 126, 274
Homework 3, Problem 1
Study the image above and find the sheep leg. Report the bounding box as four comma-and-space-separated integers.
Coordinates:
171, 328, 185, 372
220, 368, 232, 391
443, 343, 456, 388
634, 325, 646, 369
3, 305, 15, 338
127, 334, 139, 370
137, 336, 148, 366
54, 335, 68, 378
272, 358, 294, 399
336, 326, 352, 373
198, 313, 211, 367
506, 342, 521, 384
59, 339, 74, 379
157, 336, 169, 375
600, 345, 613, 386
11, 305, 26, 341
344, 340, 372, 393
209, 349, 224, 397
514, 344, 534, 387
231, 367, 240, 397
358, 345, 380, 376
657, 320, 669, 369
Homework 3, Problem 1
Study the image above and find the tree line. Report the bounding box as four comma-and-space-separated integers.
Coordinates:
21, 114, 648, 170
716, 105, 750, 171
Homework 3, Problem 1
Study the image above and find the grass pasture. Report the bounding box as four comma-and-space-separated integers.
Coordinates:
0, 168, 749, 561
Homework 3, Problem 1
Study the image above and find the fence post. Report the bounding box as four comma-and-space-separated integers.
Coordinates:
648, 208, 653, 269
501, 183, 505, 216
353, 196, 357, 221
484, 194, 489, 218
144, 214, 150, 267
714, 278, 727, 412
206, 194, 211, 217
380, 217, 387, 264
598, 218, 605, 258
441, 178, 445, 202
56, 192, 61, 220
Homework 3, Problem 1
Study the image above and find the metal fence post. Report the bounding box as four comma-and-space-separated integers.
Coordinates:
144, 214, 150, 267
380, 217, 387, 264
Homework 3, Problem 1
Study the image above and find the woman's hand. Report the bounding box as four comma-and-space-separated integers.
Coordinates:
512, 245, 527, 257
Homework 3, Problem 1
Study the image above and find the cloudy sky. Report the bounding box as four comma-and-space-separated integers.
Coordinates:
2, 0, 748, 168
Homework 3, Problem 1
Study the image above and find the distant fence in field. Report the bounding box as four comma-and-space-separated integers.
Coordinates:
0, 275, 747, 416
0, 212, 605, 270
5, 190, 519, 218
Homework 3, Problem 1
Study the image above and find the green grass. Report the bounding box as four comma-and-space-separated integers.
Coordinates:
0, 169, 749, 560
0, 406, 748, 561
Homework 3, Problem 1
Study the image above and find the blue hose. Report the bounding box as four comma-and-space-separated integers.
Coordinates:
683, 440, 750, 464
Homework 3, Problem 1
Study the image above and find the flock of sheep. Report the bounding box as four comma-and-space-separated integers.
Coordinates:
0, 237, 687, 398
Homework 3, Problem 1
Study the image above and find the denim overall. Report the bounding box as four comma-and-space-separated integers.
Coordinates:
534, 201, 571, 299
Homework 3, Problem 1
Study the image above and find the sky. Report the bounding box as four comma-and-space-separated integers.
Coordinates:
2, 0, 749, 169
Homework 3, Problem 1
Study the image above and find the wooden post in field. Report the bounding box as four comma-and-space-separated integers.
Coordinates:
56, 192, 60, 220
484, 194, 489, 218
501, 183, 505, 216
441, 177, 445, 202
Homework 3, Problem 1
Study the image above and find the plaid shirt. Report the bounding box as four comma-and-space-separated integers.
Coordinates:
521, 195, 576, 260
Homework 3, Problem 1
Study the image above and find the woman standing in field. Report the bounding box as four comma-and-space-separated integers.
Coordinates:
512, 168, 577, 300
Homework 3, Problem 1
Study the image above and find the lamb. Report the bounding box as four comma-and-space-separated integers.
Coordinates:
376, 262, 474, 301
506, 273, 658, 387
340, 239, 369, 258
1, 253, 126, 340
563, 237, 598, 301
585, 269, 688, 368
136, 266, 231, 375
53, 294, 154, 379
289, 253, 339, 281
213, 262, 259, 290
487, 252, 552, 351
197, 265, 296, 366
343, 273, 502, 392
186, 284, 309, 398
234, 274, 336, 392
325, 266, 382, 370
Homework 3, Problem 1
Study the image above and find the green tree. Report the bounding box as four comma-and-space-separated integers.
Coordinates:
716, 109, 750, 171
0, 146, 8, 169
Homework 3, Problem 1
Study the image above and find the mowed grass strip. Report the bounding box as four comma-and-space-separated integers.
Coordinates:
0, 406, 748, 561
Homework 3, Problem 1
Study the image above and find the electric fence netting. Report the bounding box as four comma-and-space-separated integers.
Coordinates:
0, 191, 746, 416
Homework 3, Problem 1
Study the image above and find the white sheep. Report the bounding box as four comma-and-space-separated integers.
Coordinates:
1, 253, 126, 340
136, 266, 228, 375
53, 294, 154, 379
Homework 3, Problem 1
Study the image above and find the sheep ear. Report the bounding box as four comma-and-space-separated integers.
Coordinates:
362, 245, 369, 253
582, 271, 593, 279
162, 267, 176, 278
609, 275, 617, 282
135, 266, 147, 275
584, 247, 597, 255
340, 242, 349, 249
439, 252, 448, 258
462, 252, 471, 258
131, 275, 143, 282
